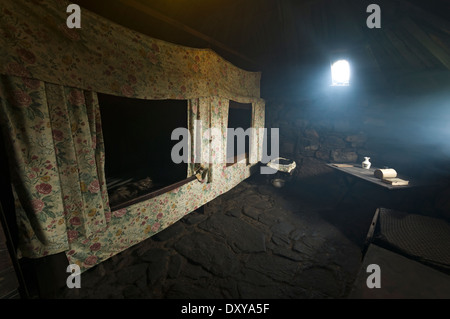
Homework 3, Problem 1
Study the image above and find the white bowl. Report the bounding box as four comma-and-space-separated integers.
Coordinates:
272, 178, 285, 188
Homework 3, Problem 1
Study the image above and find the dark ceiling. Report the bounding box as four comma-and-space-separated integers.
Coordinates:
73, 0, 450, 97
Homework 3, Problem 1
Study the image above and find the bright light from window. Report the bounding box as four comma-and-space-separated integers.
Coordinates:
331, 60, 350, 86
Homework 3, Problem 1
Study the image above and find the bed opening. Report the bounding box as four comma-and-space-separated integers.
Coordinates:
98, 93, 188, 210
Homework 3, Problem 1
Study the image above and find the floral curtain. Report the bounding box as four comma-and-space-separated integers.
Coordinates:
0, 0, 265, 271
209, 98, 229, 182
0, 76, 264, 269
253, 100, 266, 163
0, 74, 109, 258
0, 0, 261, 101
187, 98, 209, 180
188, 97, 229, 183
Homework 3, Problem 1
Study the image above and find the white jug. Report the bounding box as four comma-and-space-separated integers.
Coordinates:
362, 157, 371, 169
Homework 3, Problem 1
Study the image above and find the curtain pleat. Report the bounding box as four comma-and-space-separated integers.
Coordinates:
0, 75, 109, 258
0, 75, 68, 256
253, 100, 265, 163
209, 97, 229, 182
187, 98, 199, 177
187, 98, 212, 182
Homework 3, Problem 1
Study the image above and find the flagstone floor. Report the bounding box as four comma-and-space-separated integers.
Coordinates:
57, 172, 379, 299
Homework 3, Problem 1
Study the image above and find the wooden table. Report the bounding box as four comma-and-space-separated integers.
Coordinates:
326, 163, 419, 209
326, 163, 415, 190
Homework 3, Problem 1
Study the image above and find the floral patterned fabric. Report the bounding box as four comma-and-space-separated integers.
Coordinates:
0, 0, 261, 101
0, 84, 264, 270
0, 0, 265, 271
0, 75, 110, 258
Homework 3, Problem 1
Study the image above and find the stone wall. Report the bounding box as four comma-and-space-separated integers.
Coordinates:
266, 92, 450, 183
264, 91, 450, 220
266, 94, 375, 180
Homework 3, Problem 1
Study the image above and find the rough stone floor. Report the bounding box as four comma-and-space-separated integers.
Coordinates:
58, 173, 372, 299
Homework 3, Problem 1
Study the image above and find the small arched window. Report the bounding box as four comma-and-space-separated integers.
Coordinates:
331, 59, 350, 86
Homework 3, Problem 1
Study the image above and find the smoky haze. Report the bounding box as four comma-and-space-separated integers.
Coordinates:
360, 90, 450, 181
